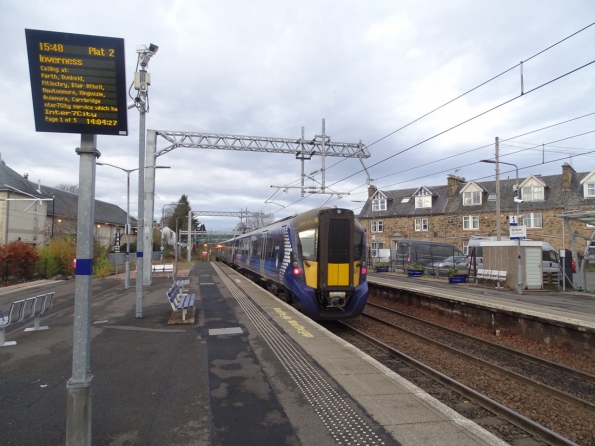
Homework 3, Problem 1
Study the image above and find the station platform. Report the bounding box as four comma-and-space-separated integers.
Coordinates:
0, 263, 509, 446
367, 272, 595, 330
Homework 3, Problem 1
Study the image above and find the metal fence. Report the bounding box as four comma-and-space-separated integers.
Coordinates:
0, 259, 46, 286
107, 251, 163, 266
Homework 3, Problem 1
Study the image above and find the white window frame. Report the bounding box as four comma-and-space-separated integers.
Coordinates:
523, 212, 543, 228
587, 183, 595, 197
372, 197, 387, 211
521, 186, 544, 202
463, 215, 479, 230
415, 195, 432, 209
463, 190, 481, 206
371, 241, 384, 257
371, 220, 383, 233
414, 217, 428, 231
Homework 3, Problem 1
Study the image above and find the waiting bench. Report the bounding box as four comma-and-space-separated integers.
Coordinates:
152, 264, 174, 274
475, 269, 507, 289
0, 292, 55, 347
166, 284, 195, 321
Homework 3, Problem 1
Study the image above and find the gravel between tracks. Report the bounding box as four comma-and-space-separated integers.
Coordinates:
345, 295, 595, 446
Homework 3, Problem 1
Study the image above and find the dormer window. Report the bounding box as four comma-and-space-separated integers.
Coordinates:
516, 175, 547, 202
372, 196, 386, 211
414, 188, 432, 209
521, 186, 543, 201
459, 181, 485, 207
586, 182, 595, 197
463, 191, 481, 206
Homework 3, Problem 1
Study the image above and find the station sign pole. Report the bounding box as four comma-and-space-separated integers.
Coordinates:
25, 29, 128, 446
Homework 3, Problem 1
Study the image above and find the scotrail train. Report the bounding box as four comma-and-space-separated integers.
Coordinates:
215, 207, 368, 320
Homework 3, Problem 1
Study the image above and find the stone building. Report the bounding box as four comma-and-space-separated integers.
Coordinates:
359, 162, 595, 257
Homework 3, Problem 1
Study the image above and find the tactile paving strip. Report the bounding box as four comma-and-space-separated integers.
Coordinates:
212, 263, 387, 446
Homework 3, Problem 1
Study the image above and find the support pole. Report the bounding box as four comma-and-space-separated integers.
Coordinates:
136, 69, 147, 318
495, 137, 501, 240
143, 130, 157, 286
66, 134, 99, 446
187, 210, 192, 262
125, 170, 130, 289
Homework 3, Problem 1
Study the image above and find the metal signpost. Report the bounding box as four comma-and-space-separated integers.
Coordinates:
25, 29, 128, 446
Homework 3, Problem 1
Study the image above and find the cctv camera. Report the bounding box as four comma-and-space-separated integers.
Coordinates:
136, 43, 159, 56
127, 101, 136, 110
513, 197, 524, 204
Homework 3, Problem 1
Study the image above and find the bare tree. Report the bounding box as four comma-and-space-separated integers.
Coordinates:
238, 212, 275, 231
54, 183, 79, 194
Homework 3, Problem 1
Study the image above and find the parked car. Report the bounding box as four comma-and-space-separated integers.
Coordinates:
394, 240, 464, 268
430, 255, 467, 274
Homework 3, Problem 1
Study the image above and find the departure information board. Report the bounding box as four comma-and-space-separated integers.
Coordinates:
25, 29, 128, 136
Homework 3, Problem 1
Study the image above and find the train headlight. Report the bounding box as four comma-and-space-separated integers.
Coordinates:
361, 262, 367, 275
292, 261, 302, 275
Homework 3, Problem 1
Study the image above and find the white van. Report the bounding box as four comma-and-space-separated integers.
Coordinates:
466, 236, 560, 273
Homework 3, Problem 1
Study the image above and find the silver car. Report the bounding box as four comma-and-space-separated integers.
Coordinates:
430, 256, 468, 274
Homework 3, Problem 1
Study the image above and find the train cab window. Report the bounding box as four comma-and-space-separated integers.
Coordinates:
298, 229, 317, 260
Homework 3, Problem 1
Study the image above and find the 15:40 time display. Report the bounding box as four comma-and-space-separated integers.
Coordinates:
39, 42, 64, 52
86, 119, 118, 126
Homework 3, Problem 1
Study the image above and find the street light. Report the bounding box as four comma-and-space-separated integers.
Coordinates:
481, 159, 523, 295
97, 162, 170, 289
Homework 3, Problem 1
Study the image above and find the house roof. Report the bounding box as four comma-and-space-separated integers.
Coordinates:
38, 183, 136, 226
359, 170, 594, 219
0, 154, 135, 226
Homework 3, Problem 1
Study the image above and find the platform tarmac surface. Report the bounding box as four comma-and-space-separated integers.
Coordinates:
1, 263, 508, 445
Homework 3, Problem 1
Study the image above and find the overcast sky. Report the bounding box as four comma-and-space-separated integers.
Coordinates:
1, 1, 594, 231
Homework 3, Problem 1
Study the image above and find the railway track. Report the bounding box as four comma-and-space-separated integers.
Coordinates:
326, 304, 595, 445
365, 302, 595, 411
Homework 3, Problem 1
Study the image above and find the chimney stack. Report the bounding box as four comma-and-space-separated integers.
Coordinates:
561, 162, 575, 190
368, 184, 377, 198
447, 174, 464, 198
23, 173, 29, 179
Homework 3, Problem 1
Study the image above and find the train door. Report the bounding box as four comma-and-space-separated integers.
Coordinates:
318, 210, 353, 289
260, 231, 267, 277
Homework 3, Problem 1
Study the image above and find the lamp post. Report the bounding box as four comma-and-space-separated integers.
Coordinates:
481, 159, 523, 295
98, 163, 169, 289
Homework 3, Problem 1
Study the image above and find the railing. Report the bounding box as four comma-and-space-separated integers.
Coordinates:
0, 259, 45, 287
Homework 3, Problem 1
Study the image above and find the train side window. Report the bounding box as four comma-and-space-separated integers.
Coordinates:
267, 238, 275, 259
298, 229, 317, 260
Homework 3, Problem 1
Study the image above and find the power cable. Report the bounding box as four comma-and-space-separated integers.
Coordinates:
328, 59, 595, 188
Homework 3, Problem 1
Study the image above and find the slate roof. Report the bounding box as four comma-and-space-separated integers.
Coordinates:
0, 154, 135, 226
359, 185, 450, 219
38, 183, 136, 226
359, 170, 595, 219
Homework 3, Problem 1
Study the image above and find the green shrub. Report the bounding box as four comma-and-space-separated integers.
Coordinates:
92, 243, 113, 278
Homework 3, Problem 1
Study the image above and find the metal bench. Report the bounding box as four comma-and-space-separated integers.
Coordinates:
152, 264, 174, 274
173, 276, 191, 294
25, 292, 55, 332
166, 284, 195, 321
0, 292, 55, 347
475, 269, 507, 289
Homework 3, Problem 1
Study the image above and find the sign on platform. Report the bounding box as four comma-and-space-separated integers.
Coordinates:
25, 29, 128, 136
509, 225, 527, 239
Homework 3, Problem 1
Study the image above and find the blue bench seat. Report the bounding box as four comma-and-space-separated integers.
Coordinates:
166, 284, 195, 321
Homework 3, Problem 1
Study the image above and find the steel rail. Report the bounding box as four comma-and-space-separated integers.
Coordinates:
361, 311, 595, 415
367, 301, 595, 386
337, 321, 579, 446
